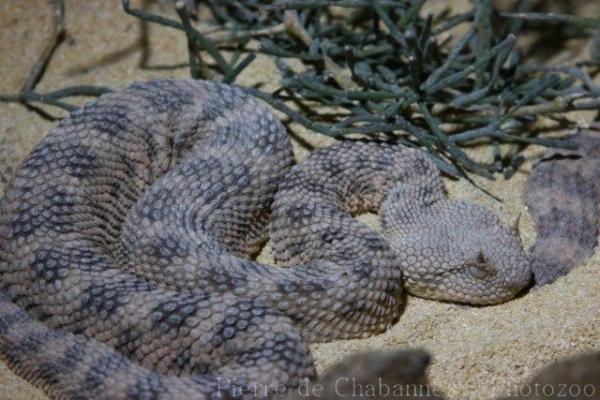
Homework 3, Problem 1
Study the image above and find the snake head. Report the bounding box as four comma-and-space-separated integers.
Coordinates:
382, 186, 532, 305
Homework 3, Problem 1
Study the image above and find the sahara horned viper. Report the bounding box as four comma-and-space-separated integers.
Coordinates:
0, 79, 531, 399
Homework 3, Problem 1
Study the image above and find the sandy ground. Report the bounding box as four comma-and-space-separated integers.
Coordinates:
0, 1, 598, 399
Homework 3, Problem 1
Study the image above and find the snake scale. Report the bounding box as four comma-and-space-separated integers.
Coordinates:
525, 129, 600, 286
0, 79, 531, 399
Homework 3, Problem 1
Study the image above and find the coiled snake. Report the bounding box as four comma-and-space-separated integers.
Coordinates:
0, 80, 531, 399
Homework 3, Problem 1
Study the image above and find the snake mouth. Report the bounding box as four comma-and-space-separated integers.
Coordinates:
403, 269, 529, 305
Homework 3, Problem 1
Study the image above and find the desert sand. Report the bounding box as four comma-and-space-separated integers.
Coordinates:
0, 1, 598, 399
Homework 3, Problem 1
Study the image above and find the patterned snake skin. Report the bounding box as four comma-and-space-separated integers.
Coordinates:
0, 79, 531, 399
525, 129, 600, 286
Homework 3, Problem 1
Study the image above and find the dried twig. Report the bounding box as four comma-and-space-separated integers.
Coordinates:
3, 0, 599, 181
20, 0, 66, 93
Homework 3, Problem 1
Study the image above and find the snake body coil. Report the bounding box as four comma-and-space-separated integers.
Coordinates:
0, 80, 531, 399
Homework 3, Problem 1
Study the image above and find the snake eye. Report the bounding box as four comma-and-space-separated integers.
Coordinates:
468, 252, 493, 279
469, 265, 489, 279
